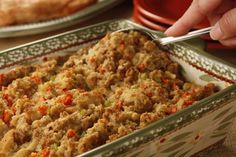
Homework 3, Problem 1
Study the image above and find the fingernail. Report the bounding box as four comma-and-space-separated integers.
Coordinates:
210, 22, 223, 40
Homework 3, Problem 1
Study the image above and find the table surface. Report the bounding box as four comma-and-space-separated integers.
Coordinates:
0, 1, 236, 156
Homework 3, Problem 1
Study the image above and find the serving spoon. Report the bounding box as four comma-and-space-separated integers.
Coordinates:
115, 26, 213, 45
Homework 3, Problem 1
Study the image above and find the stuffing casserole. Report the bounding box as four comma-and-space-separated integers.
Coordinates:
0, 31, 217, 157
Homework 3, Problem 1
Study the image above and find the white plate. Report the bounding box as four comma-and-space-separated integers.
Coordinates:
0, 0, 124, 38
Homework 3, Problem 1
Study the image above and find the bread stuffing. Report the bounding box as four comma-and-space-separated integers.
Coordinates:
0, 31, 217, 157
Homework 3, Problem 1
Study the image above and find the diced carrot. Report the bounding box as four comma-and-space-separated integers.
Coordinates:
171, 106, 177, 113
162, 78, 169, 84
38, 97, 45, 102
120, 42, 125, 50
2, 111, 11, 123
62, 94, 73, 106
46, 86, 52, 92
97, 66, 106, 74
28, 152, 38, 157
42, 148, 49, 157
183, 100, 193, 108
165, 106, 177, 115
37, 105, 48, 115
172, 83, 178, 89
116, 101, 123, 110
138, 63, 145, 71
30, 76, 41, 84
145, 92, 153, 97
183, 92, 191, 97
90, 56, 96, 63
11, 106, 17, 114
67, 129, 76, 138
3, 93, 13, 107
0, 74, 5, 86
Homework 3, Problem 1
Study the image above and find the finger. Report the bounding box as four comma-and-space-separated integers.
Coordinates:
220, 36, 236, 47
207, 0, 235, 25
214, 0, 235, 14
165, 0, 223, 36
210, 8, 236, 40
208, 14, 222, 25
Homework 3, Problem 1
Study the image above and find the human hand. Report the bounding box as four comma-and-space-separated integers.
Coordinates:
165, 0, 236, 47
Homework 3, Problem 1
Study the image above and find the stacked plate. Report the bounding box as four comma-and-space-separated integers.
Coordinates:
0, 0, 125, 38
133, 0, 226, 49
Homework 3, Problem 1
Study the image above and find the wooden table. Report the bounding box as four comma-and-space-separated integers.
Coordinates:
0, 1, 236, 156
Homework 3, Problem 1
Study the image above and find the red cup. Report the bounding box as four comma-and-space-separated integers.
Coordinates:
135, 0, 209, 29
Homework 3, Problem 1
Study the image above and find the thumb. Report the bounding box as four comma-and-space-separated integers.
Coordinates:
210, 8, 236, 40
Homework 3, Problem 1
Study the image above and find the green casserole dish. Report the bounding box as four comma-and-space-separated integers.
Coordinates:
0, 19, 236, 157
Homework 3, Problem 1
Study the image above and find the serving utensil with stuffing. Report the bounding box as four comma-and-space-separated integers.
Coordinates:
115, 26, 213, 45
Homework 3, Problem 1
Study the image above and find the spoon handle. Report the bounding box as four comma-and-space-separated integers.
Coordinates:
158, 26, 214, 45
